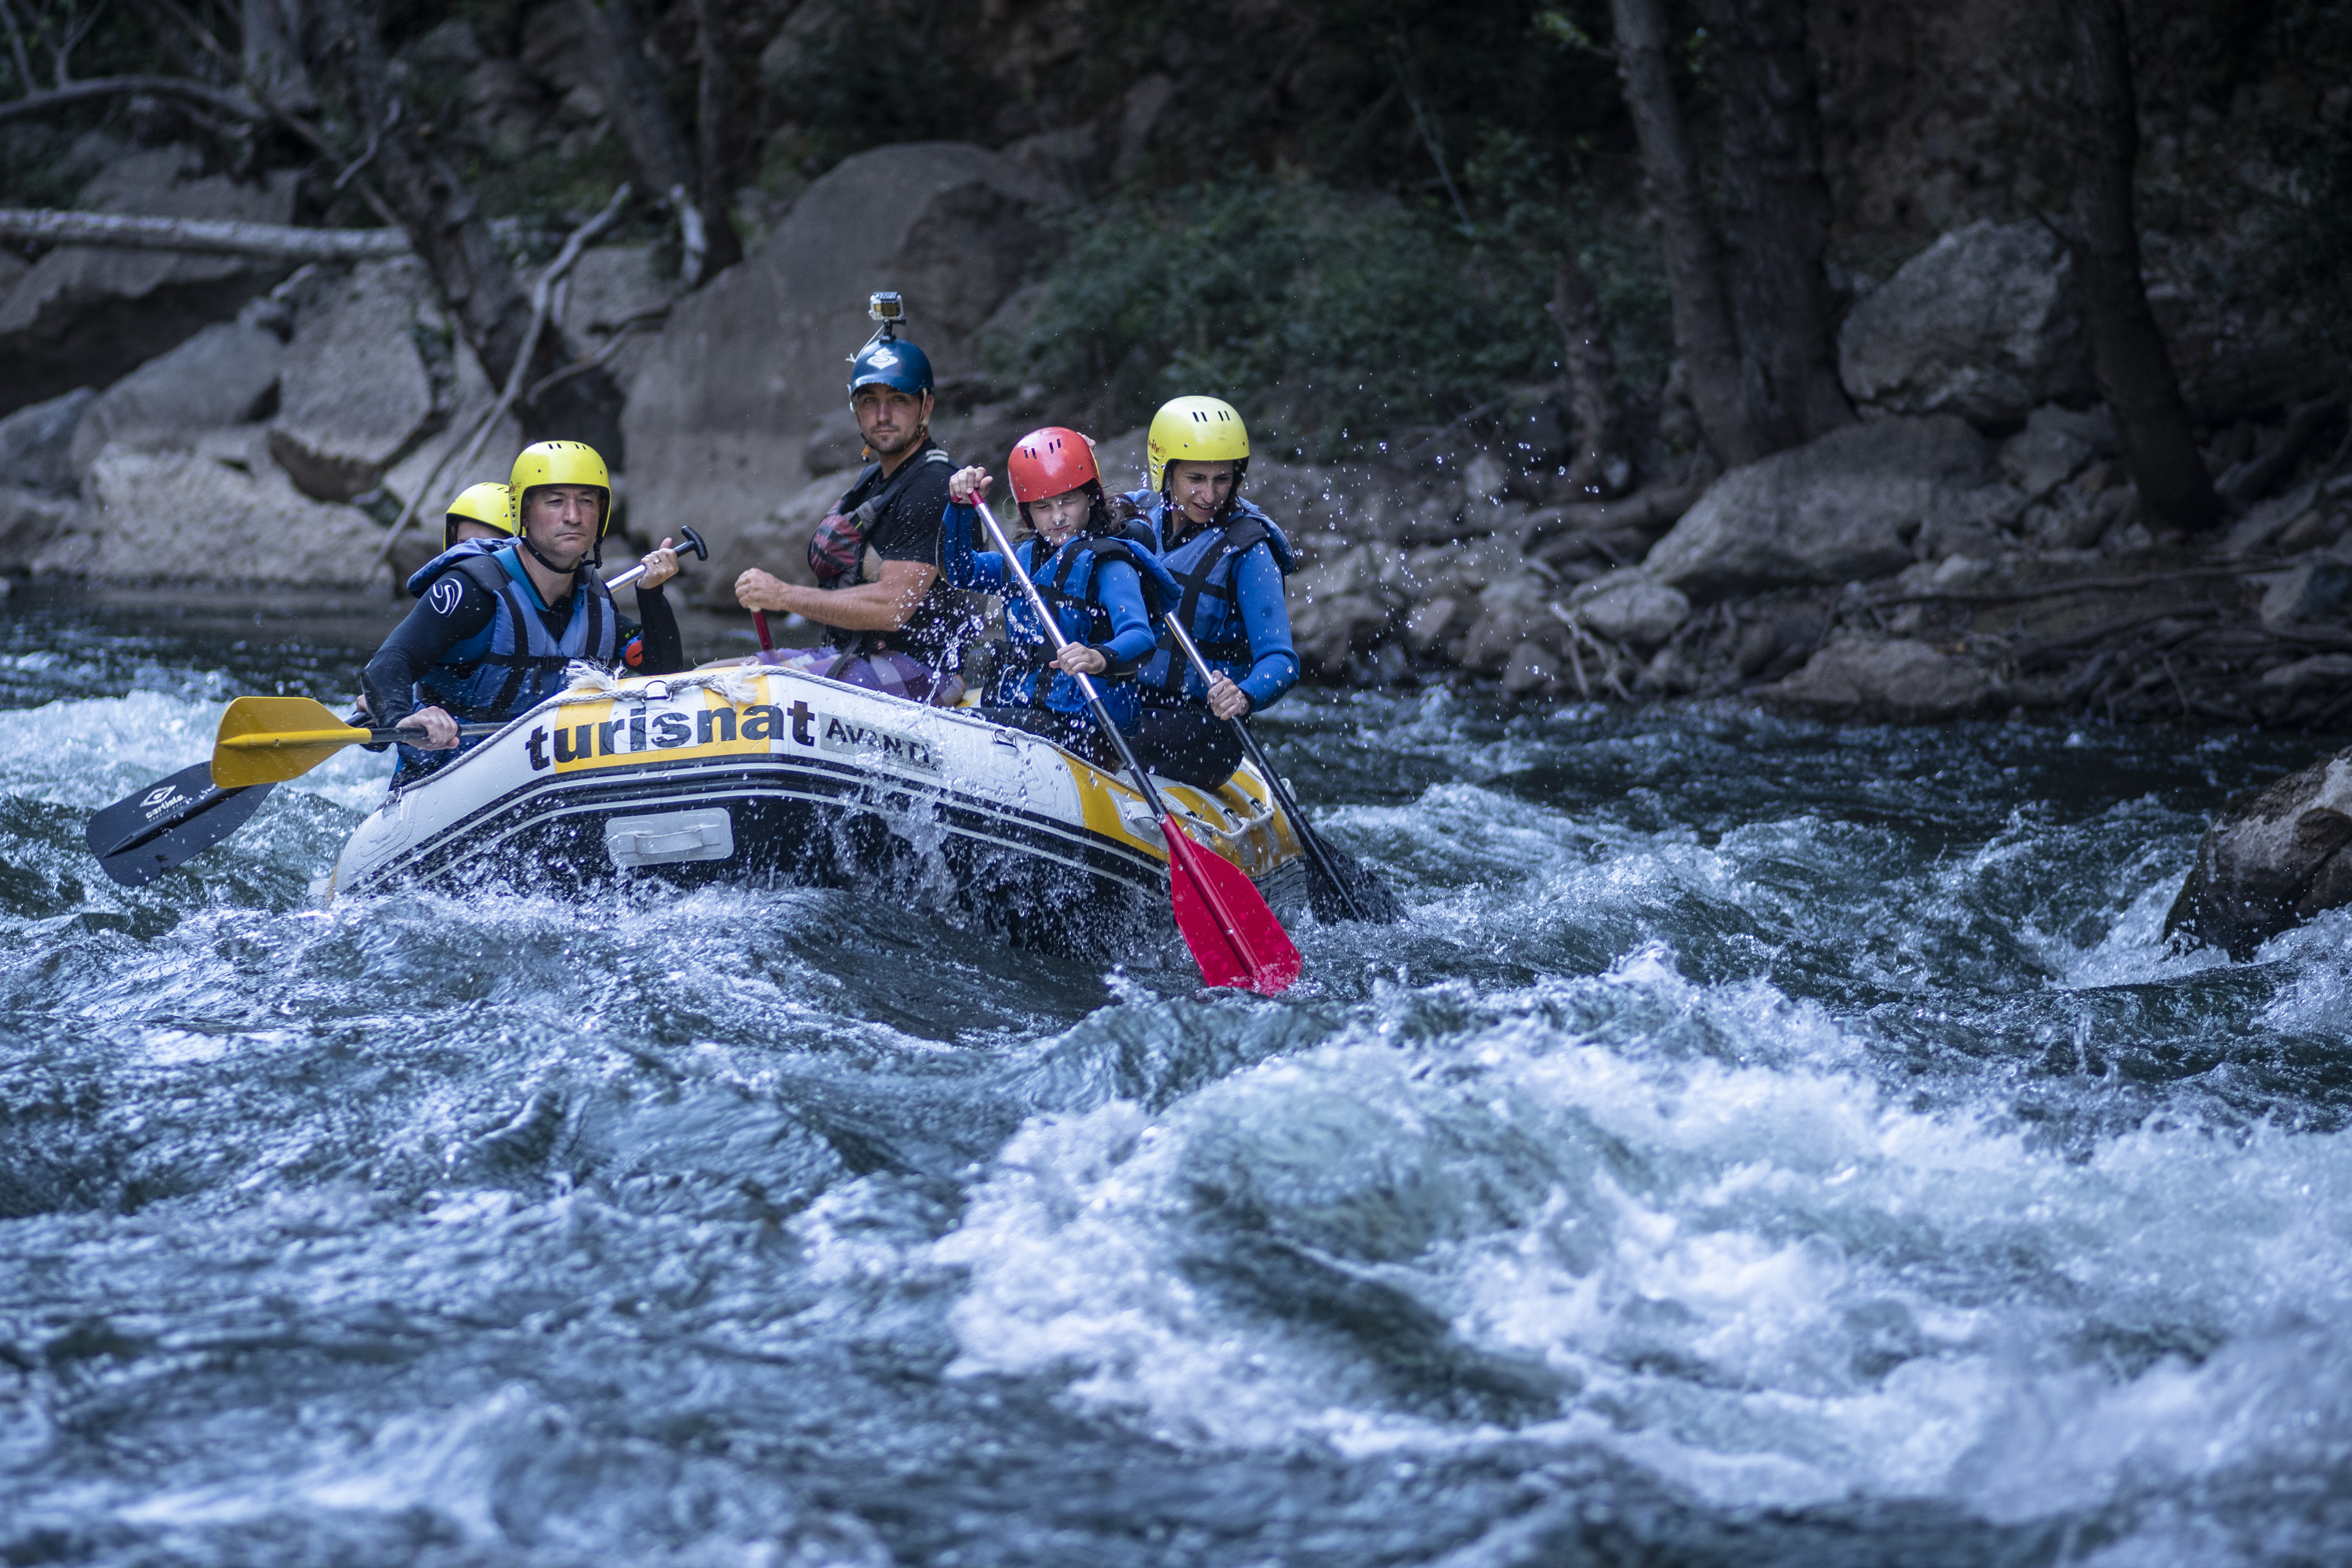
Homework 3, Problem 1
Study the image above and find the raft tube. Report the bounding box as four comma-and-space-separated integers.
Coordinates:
326, 666, 1308, 952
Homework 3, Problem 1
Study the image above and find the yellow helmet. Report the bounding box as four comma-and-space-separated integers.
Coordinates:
509, 441, 613, 539
443, 481, 517, 550
1147, 395, 1250, 492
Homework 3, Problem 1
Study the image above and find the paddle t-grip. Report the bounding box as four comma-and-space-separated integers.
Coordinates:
601, 525, 708, 593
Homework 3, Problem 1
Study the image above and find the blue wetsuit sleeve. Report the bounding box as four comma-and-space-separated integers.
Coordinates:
1232, 545, 1298, 710
1091, 558, 1157, 673
938, 500, 1009, 592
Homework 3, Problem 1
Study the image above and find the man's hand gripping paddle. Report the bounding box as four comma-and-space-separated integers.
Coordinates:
971, 497, 1301, 994
85, 527, 710, 884
1160, 616, 1402, 925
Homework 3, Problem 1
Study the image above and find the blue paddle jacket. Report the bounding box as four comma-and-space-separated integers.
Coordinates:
1122, 492, 1299, 712
941, 501, 1174, 724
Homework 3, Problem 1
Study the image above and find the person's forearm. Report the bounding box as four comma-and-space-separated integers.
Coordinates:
773, 579, 924, 631
633, 585, 684, 672
1238, 652, 1299, 710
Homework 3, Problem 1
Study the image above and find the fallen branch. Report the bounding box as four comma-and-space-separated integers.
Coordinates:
0, 73, 266, 126
0, 207, 408, 260
372, 183, 633, 570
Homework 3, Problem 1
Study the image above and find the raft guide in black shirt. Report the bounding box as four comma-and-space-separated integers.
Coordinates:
813, 443, 973, 667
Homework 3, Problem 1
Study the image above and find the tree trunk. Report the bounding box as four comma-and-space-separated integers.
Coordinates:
308, 0, 623, 455
582, 0, 740, 281
1550, 248, 1632, 499
1608, 0, 1766, 468
2060, 0, 2219, 531
691, 0, 743, 274
1699, 0, 1851, 449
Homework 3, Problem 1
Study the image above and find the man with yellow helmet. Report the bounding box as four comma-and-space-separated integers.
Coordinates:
358, 441, 688, 785
1115, 394, 1300, 786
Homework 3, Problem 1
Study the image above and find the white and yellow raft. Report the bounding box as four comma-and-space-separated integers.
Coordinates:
328, 666, 1308, 948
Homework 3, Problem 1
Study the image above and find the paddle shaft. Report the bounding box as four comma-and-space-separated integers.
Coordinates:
970, 501, 1175, 826
1159, 615, 1368, 922
601, 524, 708, 594
218, 722, 504, 751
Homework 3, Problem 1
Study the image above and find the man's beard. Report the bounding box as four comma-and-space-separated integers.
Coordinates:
866, 419, 924, 456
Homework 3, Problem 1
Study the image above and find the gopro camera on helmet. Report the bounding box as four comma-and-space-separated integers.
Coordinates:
847, 292, 933, 397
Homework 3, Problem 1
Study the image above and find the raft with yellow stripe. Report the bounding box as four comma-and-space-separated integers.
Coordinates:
327, 665, 1310, 949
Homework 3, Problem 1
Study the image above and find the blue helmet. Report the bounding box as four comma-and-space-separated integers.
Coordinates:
848, 335, 933, 397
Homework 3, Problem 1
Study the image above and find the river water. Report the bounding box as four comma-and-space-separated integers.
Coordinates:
3, 597, 2350, 1567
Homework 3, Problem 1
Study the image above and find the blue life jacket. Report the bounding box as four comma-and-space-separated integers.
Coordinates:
404, 536, 505, 600
993, 522, 1178, 722
414, 545, 620, 724
1123, 493, 1298, 700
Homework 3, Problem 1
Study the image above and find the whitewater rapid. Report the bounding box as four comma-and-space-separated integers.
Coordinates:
2, 603, 2348, 1566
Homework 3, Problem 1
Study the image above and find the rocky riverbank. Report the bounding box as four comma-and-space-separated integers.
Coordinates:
2, 134, 2344, 731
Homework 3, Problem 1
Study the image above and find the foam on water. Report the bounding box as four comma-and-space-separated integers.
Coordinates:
4, 604, 2350, 1566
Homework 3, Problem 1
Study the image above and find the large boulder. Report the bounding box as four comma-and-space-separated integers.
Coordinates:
38, 445, 380, 586
269, 260, 452, 503
622, 142, 1065, 604
1838, 221, 2095, 425
68, 322, 284, 476
2165, 747, 2352, 959
1644, 416, 1999, 602
0, 144, 298, 418
1759, 636, 1996, 721
0, 390, 96, 495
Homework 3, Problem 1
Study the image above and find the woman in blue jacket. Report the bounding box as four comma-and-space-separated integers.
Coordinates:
1116, 396, 1299, 789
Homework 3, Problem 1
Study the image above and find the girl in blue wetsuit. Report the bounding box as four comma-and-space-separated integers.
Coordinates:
942, 426, 1194, 775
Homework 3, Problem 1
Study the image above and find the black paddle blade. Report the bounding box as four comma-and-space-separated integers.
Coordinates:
85, 761, 275, 887
1305, 837, 1404, 925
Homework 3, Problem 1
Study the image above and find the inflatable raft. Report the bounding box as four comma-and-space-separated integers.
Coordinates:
326, 665, 1310, 951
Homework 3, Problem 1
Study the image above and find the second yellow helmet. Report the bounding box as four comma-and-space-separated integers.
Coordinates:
443, 481, 517, 550
510, 441, 614, 538
1147, 396, 1250, 492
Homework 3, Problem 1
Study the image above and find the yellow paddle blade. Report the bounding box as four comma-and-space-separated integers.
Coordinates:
211, 695, 372, 787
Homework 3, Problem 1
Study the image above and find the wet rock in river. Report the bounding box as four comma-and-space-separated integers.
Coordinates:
1837, 220, 2095, 424
1760, 635, 1996, 720
2167, 746, 2352, 957
1567, 572, 1690, 655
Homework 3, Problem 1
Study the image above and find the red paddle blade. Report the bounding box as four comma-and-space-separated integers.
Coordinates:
1163, 819, 1302, 995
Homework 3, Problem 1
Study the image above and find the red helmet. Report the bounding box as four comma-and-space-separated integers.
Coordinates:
1007, 426, 1100, 504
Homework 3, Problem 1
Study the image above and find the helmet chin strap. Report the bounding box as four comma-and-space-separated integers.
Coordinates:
520, 532, 587, 579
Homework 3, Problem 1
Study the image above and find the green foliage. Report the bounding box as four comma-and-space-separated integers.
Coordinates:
2259, 0, 2352, 356
997, 169, 1668, 457
760, 1, 985, 178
